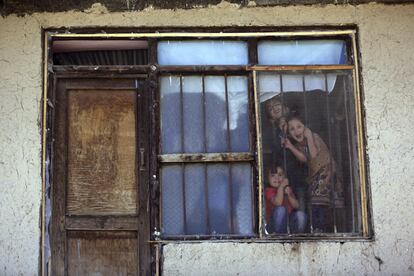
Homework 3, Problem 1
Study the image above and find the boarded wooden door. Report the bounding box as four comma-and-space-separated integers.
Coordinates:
51, 77, 151, 275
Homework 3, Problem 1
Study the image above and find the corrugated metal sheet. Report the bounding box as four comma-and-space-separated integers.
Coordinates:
54, 49, 148, 65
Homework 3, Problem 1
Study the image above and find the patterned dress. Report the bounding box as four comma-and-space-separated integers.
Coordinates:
297, 133, 333, 206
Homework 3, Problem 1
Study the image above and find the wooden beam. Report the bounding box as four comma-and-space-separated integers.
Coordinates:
65, 216, 139, 231
53, 65, 149, 74
158, 65, 248, 73
249, 65, 354, 71
50, 30, 356, 38
158, 152, 254, 163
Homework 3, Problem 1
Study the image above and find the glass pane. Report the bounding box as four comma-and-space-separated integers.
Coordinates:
205, 76, 228, 152
258, 72, 361, 235
258, 72, 281, 96
207, 164, 231, 234
161, 165, 184, 235
160, 76, 182, 154
258, 40, 347, 65
161, 163, 254, 235
231, 163, 254, 235
161, 75, 250, 154
227, 76, 249, 152
184, 164, 208, 235
183, 76, 204, 153
158, 40, 248, 65
258, 72, 337, 95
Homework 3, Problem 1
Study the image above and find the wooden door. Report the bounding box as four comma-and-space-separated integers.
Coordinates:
51, 77, 151, 275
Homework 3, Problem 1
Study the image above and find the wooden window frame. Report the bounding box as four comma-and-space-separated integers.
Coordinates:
42, 27, 373, 276
156, 71, 257, 239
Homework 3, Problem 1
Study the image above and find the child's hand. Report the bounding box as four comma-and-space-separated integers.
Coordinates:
284, 186, 293, 196
304, 127, 313, 139
281, 178, 289, 188
281, 137, 293, 149
279, 117, 287, 133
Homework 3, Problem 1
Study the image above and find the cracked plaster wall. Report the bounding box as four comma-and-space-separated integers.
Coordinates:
0, 2, 413, 275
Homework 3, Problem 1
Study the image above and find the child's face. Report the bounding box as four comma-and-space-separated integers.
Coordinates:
266, 101, 284, 120
288, 118, 305, 143
268, 167, 285, 188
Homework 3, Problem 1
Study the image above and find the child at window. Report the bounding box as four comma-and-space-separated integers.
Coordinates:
262, 97, 308, 213
265, 163, 307, 234
282, 115, 333, 232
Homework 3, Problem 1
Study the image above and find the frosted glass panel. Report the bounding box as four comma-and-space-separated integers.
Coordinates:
258, 72, 281, 94
258, 40, 347, 65
160, 76, 182, 153
258, 73, 337, 101
161, 75, 251, 154
158, 41, 248, 65
161, 165, 184, 235
184, 165, 207, 235
227, 76, 249, 152
162, 163, 254, 235
205, 76, 228, 152
304, 74, 337, 91
282, 74, 336, 92
183, 77, 204, 153
207, 164, 231, 234
231, 163, 253, 235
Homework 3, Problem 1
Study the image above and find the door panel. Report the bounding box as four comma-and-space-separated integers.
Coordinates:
67, 89, 137, 216
51, 77, 150, 276
67, 231, 138, 276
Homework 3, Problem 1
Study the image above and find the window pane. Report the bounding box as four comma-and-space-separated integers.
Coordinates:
205, 76, 228, 152
161, 163, 253, 236
158, 40, 248, 65
160, 76, 182, 154
258, 72, 361, 235
227, 76, 250, 152
183, 76, 204, 153
161, 165, 184, 235
258, 72, 337, 95
161, 75, 250, 154
258, 40, 347, 65
184, 164, 208, 235
231, 163, 254, 235
207, 164, 231, 234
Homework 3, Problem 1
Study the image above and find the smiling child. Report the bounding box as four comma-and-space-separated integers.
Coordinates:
265, 163, 307, 234
282, 115, 333, 232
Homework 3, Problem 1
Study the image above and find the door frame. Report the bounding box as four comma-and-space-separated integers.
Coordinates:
45, 71, 153, 275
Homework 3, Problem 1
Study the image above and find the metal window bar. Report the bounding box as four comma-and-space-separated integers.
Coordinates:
324, 73, 338, 233
279, 74, 288, 173
279, 74, 290, 235
351, 72, 364, 233
302, 75, 313, 234
333, 105, 345, 232
247, 71, 257, 236
201, 75, 211, 234
342, 75, 356, 233
224, 75, 235, 233
179, 75, 188, 234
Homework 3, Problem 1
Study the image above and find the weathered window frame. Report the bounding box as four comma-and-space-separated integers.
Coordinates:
42, 27, 372, 276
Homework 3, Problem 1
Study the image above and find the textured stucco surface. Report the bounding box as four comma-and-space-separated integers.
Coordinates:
0, 2, 413, 275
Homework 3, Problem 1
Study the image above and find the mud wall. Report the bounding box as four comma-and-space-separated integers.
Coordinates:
0, 2, 413, 275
